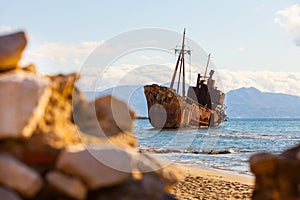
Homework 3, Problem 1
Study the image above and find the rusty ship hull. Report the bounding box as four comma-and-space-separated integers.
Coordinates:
144, 84, 213, 129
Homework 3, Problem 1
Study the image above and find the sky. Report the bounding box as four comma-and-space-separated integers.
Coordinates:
1, 0, 300, 96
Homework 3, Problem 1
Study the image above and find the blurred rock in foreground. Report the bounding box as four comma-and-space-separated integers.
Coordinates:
0, 31, 182, 199
250, 144, 300, 200
0, 32, 27, 72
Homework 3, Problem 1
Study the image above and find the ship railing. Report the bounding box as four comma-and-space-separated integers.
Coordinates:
184, 96, 212, 112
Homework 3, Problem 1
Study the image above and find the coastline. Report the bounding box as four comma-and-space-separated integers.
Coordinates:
171, 164, 254, 199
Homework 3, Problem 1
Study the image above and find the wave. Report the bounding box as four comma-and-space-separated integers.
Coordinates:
197, 132, 300, 140
138, 146, 239, 155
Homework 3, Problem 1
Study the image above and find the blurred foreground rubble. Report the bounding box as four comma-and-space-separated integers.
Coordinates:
250, 144, 300, 200
0, 31, 183, 200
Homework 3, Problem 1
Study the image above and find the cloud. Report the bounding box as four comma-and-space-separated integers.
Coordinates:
274, 4, 300, 46
77, 63, 174, 92
25, 41, 102, 63
0, 26, 13, 33
218, 69, 300, 96
76, 63, 300, 97
239, 47, 246, 52
139, 55, 165, 61
21, 41, 103, 73
17, 38, 300, 97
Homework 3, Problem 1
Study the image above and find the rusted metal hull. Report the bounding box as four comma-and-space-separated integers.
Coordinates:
144, 84, 213, 129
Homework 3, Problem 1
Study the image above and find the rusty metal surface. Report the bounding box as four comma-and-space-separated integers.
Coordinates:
144, 84, 213, 129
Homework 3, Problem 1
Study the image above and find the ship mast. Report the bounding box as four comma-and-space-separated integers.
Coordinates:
204, 53, 211, 79
170, 28, 188, 97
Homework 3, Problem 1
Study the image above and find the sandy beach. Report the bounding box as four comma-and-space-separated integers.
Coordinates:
171, 165, 254, 200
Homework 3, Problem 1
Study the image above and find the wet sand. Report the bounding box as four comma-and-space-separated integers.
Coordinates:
171, 165, 254, 200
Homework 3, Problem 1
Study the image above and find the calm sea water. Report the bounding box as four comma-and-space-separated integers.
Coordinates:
134, 118, 300, 175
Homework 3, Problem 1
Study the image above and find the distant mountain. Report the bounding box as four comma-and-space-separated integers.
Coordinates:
87, 85, 148, 117
226, 87, 300, 118
87, 85, 300, 118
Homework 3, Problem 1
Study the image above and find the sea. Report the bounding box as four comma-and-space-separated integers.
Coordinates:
134, 118, 300, 175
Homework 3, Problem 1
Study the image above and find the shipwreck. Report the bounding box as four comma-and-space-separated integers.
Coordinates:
144, 29, 227, 129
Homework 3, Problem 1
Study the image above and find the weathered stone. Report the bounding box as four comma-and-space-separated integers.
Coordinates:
134, 153, 184, 186
0, 31, 27, 71
249, 153, 277, 175
0, 140, 25, 160
46, 171, 87, 200
46, 73, 78, 100
33, 73, 83, 149
250, 144, 300, 200
56, 145, 132, 189
19, 64, 37, 74
0, 72, 51, 139
20, 134, 61, 175
22, 133, 60, 166
0, 30, 180, 199
0, 187, 22, 200
91, 178, 177, 200
0, 154, 43, 198
281, 144, 300, 159
94, 95, 135, 136
72, 98, 100, 136
140, 174, 177, 199
73, 95, 137, 148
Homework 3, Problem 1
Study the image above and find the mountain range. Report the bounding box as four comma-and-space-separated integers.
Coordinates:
226, 87, 300, 118
87, 85, 300, 118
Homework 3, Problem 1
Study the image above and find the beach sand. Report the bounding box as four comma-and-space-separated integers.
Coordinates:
171, 165, 254, 200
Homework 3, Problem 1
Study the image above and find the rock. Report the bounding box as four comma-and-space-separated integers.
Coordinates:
250, 144, 300, 200
0, 140, 25, 160
56, 145, 132, 189
33, 73, 83, 149
134, 153, 184, 187
46, 171, 87, 200
46, 73, 78, 100
249, 153, 277, 175
0, 153, 43, 198
91, 178, 177, 200
0, 31, 27, 71
140, 174, 178, 199
281, 144, 300, 159
73, 95, 137, 148
72, 98, 101, 136
94, 95, 135, 136
0, 187, 22, 200
19, 64, 37, 74
0, 30, 180, 200
0, 72, 51, 139
20, 134, 61, 174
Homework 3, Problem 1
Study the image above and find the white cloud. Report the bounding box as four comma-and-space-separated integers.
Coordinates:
139, 55, 165, 61
239, 47, 246, 52
77, 63, 174, 92
76, 64, 300, 97
0, 26, 13, 33
274, 4, 300, 46
17, 39, 300, 97
24, 41, 102, 63
21, 40, 103, 73
218, 69, 300, 96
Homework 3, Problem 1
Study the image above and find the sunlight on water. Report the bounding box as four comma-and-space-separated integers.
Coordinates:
135, 118, 300, 175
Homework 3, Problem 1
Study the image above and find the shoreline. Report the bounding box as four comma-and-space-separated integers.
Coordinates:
177, 164, 254, 185
171, 164, 254, 199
